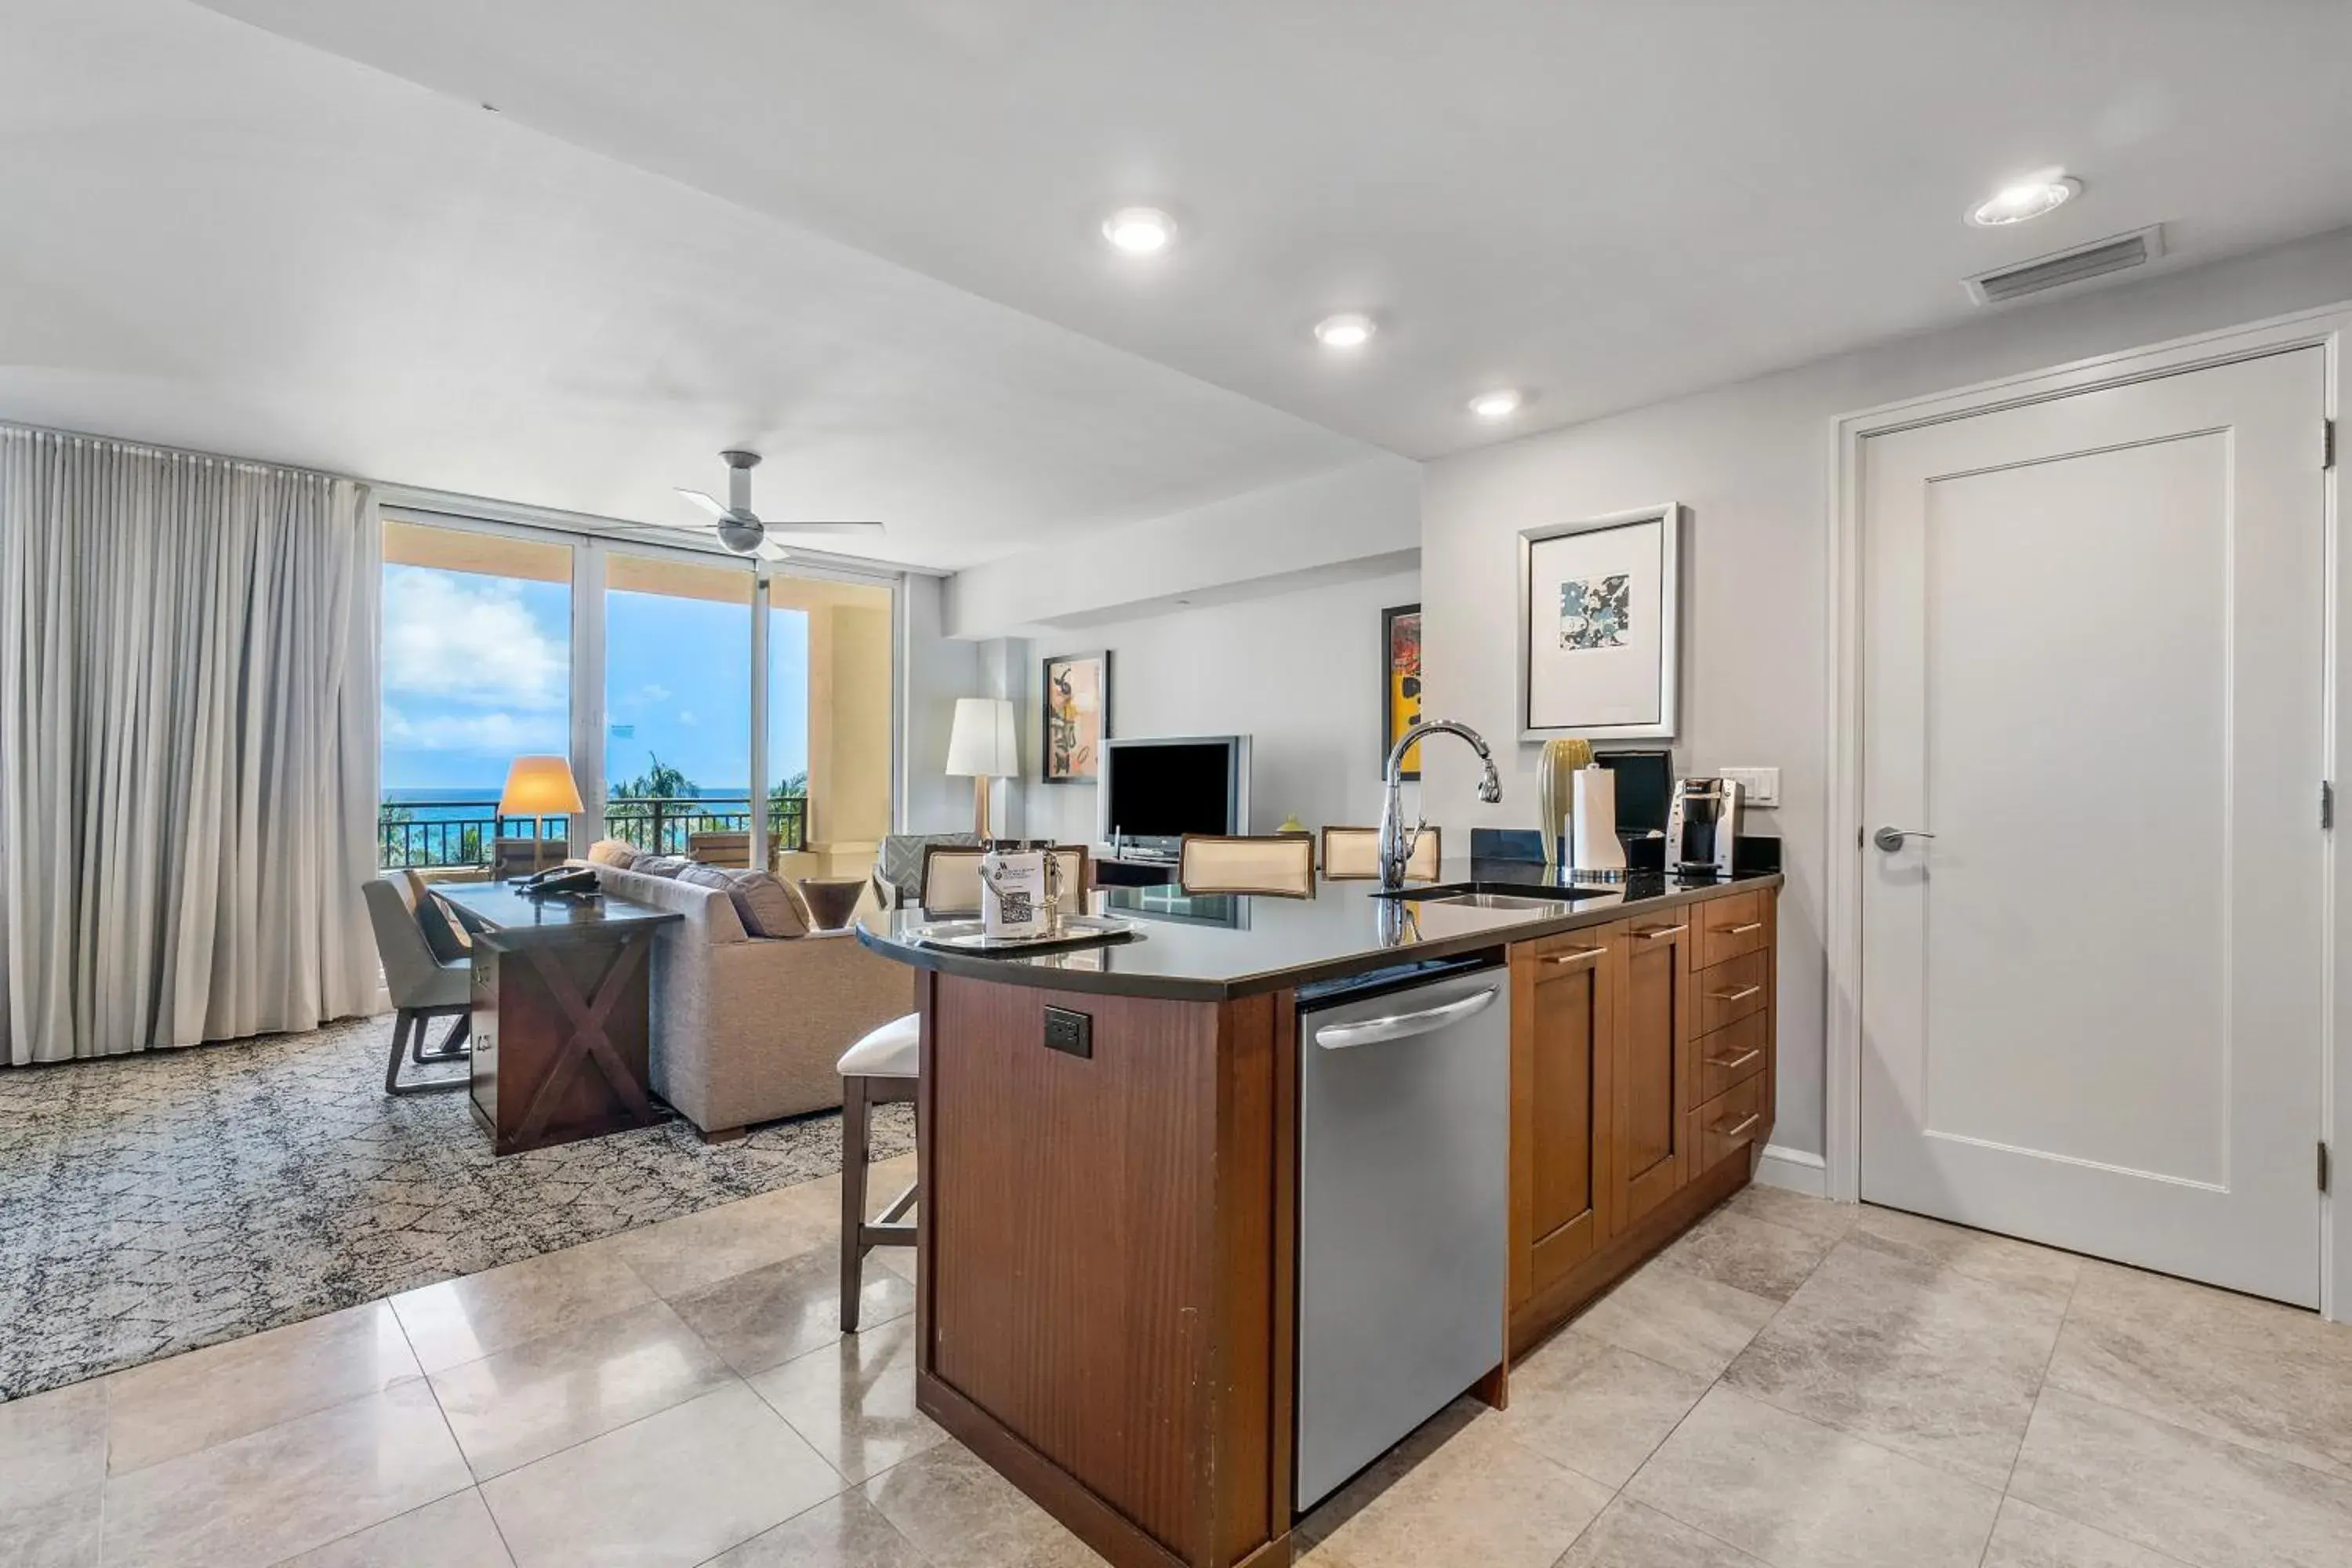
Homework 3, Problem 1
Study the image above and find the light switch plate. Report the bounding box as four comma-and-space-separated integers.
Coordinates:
1720, 767, 1780, 808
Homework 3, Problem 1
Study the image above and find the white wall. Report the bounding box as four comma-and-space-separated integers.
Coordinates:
1421, 223, 2352, 1157
1023, 568, 1422, 847
898, 573, 982, 834
947, 457, 1420, 639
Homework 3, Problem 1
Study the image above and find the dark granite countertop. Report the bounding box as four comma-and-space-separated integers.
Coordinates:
855, 859, 1783, 1002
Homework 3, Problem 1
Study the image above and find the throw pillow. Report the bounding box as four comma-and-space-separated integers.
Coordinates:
401, 869, 471, 960
586, 838, 640, 869
635, 855, 691, 879
671, 865, 802, 938
730, 870, 809, 939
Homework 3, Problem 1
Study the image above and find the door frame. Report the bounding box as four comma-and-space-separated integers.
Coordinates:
1823, 302, 2350, 1317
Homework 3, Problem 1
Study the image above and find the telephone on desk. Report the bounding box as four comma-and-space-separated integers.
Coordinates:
513, 865, 600, 899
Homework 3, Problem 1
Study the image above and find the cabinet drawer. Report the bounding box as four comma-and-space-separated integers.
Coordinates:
1697, 891, 1768, 968
1690, 1010, 1769, 1105
1696, 948, 1769, 1034
1524, 924, 1613, 970
1690, 1073, 1769, 1176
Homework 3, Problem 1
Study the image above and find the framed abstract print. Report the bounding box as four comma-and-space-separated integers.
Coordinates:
1381, 603, 1423, 779
1040, 650, 1109, 782
1518, 503, 1681, 741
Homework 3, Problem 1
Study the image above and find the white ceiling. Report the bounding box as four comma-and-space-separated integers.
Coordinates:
12, 5, 2352, 574
0, 1, 1374, 569
195, 0, 2352, 460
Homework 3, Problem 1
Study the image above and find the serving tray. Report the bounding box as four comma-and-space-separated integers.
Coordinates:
908, 915, 1138, 953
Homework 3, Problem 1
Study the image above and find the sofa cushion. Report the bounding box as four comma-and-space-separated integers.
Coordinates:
595, 862, 749, 942
635, 854, 692, 879
586, 838, 641, 868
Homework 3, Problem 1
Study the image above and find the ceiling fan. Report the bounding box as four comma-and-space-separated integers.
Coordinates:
676, 450, 884, 560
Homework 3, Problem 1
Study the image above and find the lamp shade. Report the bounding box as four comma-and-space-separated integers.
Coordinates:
499, 755, 584, 815
944, 697, 1018, 779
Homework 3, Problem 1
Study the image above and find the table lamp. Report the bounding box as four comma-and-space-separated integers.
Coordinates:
499, 755, 585, 876
944, 697, 1018, 838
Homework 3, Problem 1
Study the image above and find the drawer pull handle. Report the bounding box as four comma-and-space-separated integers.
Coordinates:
1712, 1112, 1762, 1141
1544, 946, 1607, 967
1635, 924, 1687, 940
1708, 984, 1763, 1004
1722, 921, 1765, 935
1704, 1047, 1762, 1071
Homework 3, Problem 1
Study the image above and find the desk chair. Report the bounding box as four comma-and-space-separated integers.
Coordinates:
361, 877, 473, 1095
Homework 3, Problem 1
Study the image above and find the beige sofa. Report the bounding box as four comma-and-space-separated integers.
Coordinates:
592, 862, 914, 1140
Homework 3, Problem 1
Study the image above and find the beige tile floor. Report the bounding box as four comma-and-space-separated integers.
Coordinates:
7, 1167, 2352, 1566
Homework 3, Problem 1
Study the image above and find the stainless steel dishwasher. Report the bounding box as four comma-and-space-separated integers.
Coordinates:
1294, 955, 1508, 1511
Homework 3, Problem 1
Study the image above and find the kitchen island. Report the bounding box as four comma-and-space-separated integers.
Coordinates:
856, 862, 1782, 1568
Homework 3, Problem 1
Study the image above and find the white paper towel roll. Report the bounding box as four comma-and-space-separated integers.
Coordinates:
1570, 767, 1627, 876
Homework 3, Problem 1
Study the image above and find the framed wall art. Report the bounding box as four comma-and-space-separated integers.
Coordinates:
1040, 650, 1109, 782
1381, 603, 1423, 779
1518, 503, 1681, 741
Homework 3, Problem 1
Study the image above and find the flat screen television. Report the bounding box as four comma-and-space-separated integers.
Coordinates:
1098, 735, 1251, 860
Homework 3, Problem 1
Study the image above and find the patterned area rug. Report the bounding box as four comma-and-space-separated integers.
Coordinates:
0, 1014, 910, 1401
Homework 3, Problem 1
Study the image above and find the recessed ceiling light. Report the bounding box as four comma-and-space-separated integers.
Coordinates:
1102, 206, 1178, 255
1468, 390, 1523, 420
1313, 312, 1377, 349
1967, 173, 2081, 227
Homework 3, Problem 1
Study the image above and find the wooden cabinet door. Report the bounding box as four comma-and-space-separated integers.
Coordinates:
1610, 913, 1696, 1236
1509, 926, 1617, 1308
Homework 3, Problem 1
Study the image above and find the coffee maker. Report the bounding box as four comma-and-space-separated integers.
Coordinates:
1664, 777, 1743, 880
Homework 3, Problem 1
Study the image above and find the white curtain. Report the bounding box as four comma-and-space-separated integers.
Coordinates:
0, 426, 383, 1063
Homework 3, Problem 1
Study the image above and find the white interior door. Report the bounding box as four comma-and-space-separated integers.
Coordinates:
1859, 347, 2329, 1307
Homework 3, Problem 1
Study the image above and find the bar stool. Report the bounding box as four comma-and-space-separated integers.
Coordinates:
837, 1012, 918, 1330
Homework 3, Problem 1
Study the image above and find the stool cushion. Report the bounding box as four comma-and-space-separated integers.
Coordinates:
837, 1012, 920, 1078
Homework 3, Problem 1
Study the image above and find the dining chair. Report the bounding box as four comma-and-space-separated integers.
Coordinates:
490, 836, 557, 880
917, 844, 1091, 915
687, 830, 752, 868
1178, 833, 1317, 898
361, 877, 473, 1095
1320, 825, 1443, 881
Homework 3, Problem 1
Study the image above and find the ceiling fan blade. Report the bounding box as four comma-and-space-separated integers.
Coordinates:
759, 521, 887, 535
754, 539, 793, 562
676, 487, 728, 518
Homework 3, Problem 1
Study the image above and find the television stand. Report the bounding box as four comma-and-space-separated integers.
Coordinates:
1093, 854, 1180, 888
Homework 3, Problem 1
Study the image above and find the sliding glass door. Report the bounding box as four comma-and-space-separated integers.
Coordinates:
603, 554, 755, 861
376, 514, 898, 877
379, 521, 573, 869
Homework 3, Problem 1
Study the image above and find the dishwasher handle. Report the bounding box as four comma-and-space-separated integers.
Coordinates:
1312, 983, 1501, 1051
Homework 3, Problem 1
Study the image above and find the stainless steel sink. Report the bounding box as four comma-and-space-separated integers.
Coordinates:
1417, 891, 1566, 911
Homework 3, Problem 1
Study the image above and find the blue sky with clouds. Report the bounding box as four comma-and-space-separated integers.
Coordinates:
382, 564, 809, 797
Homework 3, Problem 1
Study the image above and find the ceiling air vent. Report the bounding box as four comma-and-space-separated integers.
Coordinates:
1963, 224, 2165, 307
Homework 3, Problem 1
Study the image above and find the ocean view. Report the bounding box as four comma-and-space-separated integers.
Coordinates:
381, 785, 757, 821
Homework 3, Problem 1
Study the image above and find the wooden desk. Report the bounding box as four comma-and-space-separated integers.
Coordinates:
434, 883, 681, 1157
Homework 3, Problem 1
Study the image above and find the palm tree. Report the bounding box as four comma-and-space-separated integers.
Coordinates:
612, 754, 697, 851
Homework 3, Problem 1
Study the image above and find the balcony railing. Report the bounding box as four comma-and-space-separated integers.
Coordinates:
378, 794, 809, 870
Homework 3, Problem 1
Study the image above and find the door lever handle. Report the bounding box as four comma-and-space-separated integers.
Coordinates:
1872, 826, 1936, 852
